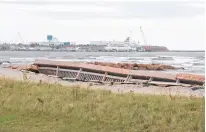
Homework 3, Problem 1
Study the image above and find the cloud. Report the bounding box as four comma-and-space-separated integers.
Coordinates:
0, 1, 204, 20
0, 0, 204, 50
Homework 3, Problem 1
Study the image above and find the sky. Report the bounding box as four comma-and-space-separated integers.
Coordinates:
0, 0, 205, 50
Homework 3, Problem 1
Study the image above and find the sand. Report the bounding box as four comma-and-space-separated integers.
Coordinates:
0, 67, 204, 97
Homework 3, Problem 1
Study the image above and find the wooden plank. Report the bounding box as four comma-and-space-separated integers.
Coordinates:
75, 68, 82, 79
124, 75, 132, 82
34, 59, 130, 75
48, 75, 59, 78
56, 66, 59, 76
148, 81, 191, 87
130, 79, 148, 83
81, 71, 104, 76
62, 77, 77, 81
129, 70, 176, 81
148, 77, 153, 82
176, 73, 205, 83
39, 67, 79, 73
86, 80, 104, 83
102, 72, 108, 81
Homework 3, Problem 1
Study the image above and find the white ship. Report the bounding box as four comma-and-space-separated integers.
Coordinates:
104, 37, 144, 52
90, 37, 143, 52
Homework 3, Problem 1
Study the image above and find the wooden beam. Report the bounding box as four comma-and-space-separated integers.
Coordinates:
75, 68, 82, 80
56, 66, 59, 76
102, 72, 108, 82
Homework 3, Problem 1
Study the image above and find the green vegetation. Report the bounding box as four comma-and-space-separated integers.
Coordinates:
0, 79, 204, 132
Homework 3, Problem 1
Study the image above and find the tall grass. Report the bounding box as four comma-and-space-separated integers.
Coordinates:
0, 78, 204, 132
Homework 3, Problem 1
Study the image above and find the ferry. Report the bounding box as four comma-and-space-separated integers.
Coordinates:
103, 37, 144, 52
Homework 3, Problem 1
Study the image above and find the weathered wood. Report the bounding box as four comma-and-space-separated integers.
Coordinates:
75, 68, 82, 80
62, 77, 77, 81
86, 80, 104, 83
102, 72, 108, 81
148, 81, 191, 87
48, 75, 59, 78
56, 66, 59, 76
124, 75, 131, 82
34, 59, 204, 85
148, 77, 153, 82
176, 73, 205, 83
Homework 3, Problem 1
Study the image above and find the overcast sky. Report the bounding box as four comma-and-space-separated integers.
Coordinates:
0, 0, 204, 50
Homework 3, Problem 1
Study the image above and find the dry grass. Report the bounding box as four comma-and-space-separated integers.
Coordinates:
0, 78, 205, 132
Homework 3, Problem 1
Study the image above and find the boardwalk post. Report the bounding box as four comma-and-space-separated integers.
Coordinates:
102, 72, 108, 82
56, 66, 59, 76
76, 68, 82, 80
125, 75, 131, 82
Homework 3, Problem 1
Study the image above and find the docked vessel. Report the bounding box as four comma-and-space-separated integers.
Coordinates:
103, 37, 169, 52
91, 37, 144, 52
90, 26, 170, 52
104, 37, 136, 52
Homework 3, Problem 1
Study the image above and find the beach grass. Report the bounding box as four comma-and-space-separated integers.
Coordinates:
0, 78, 204, 132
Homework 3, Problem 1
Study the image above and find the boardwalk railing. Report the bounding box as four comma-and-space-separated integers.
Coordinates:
34, 59, 205, 86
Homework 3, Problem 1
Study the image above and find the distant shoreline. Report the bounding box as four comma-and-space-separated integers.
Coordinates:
0, 50, 205, 52
170, 50, 205, 52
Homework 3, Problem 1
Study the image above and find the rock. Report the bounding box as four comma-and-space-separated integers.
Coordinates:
87, 62, 181, 71
7, 64, 39, 73
133, 67, 139, 70
160, 65, 176, 70
146, 64, 161, 70
136, 64, 148, 70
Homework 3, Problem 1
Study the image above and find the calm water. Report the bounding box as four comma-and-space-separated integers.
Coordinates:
0, 51, 205, 75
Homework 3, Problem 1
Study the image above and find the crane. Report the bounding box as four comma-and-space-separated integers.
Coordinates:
140, 27, 148, 46
17, 32, 24, 44
130, 29, 132, 44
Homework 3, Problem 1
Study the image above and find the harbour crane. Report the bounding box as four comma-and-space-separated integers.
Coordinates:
140, 27, 148, 46
130, 29, 132, 44
17, 32, 24, 44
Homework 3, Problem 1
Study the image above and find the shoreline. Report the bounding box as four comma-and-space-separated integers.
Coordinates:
0, 50, 205, 52
0, 67, 204, 97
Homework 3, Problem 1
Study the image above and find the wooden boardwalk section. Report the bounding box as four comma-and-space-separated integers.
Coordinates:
34, 59, 205, 86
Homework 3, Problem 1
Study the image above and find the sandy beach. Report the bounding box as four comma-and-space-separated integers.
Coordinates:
0, 67, 204, 97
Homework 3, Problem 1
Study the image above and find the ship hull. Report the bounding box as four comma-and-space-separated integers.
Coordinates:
142, 45, 169, 52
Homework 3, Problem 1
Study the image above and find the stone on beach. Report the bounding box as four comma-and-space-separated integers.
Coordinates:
89, 62, 181, 71
7, 64, 39, 72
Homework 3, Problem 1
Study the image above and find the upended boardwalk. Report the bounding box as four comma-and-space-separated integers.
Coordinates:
34, 59, 205, 86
